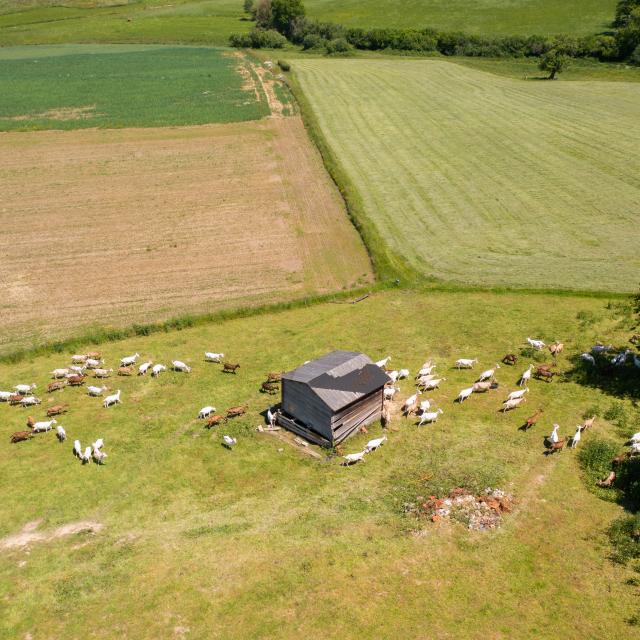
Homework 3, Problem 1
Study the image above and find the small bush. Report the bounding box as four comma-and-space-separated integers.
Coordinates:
229, 28, 287, 49
609, 513, 640, 564
604, 401, 629, 428
302, 33, 325, 50
277, 59, 290, 71
578, 438, 620, 480
325, 37, 352, 55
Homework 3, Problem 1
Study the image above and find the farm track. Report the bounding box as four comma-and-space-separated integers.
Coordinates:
293, 59, 640, 292
0, 118, 372, 354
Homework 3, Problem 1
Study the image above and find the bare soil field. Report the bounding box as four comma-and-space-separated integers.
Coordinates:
0, 117, 373, 355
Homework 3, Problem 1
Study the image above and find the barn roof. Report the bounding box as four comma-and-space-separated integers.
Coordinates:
283, 350, 390, 411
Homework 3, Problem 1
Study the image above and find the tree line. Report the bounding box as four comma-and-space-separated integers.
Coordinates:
231, 0, 640, 70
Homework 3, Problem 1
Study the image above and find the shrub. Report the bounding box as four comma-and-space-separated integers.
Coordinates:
615, 456, 640, 510
277, 59, 290, 71
632, 43, 640, 64
539, 48, 570, 79
325, 37, 352, 55
578, 438, 620, 480
229, 28, 287, 49
608, 513, 640, 563
271, 0, 305, 38
302, 33, 325, 50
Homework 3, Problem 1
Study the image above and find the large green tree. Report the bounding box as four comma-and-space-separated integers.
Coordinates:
539, 49, 569, 79
271, 0, 305, 37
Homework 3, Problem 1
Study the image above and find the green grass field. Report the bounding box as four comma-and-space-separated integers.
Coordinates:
0, 45, 270, 130
1, 289, 637, 638
292, 58, 640, 293
305, 0, 618, 36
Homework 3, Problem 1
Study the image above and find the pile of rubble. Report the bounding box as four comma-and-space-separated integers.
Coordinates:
405, 487, 515, 531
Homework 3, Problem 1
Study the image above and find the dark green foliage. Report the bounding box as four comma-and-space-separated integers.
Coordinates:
578, 438, 620, 483
615, 0, 640, 27
243, 0, 255, 13
252, 0, 272, 28
325, 37, 352, 55
609, 513, 640, 563
271, 0, 305, 37
616, 456, 640, 510
302, 33, 326, 50
230, 28, 287, 48
539, 48, 570, 78
277, 59, 290, 71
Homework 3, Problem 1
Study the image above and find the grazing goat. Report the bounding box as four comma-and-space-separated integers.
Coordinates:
71, 354, 88, 364
343, 451, 366, 466
93, 438, 104, 450
597, 471, 616, 488
15, 383, 37, 395
87, 385, 107, 396
32, 419, 57, 433
9, 394, 24, 405
87, 351, 102, 360
93, 448, 108, 465
0, 390, 13, 401
223, 363, 240, 374
416, 365, 436, 378
172, 360, 191, 373
457, 387, 474, 403
56, 425, 66, 442
265, 372, 282, 383
502, 397, 525, 412
20, 396, 41, 407
198, 406, 216, 419
47, 381, 66, 393
69, 365, 86, 375
226, 405, 247, 418
103, 390, 121, 408
222, 435, 237, 449
205, 414, 226, 428
472, 381, 492, 393
47, 404, 69, 417
67, 375, 86, 386
81, 446, 91, 464
151, 364, 166, 377
580, 353, 596, 365
571, 426, 582, 448
73, 440, 82, 458
478, 364, 500, 382
261, 382, 278, 395
120, 353, 140, 367
93, 369, 113, 379
138, 361, 152, 375
402, 392, 421, 415
523, 408, 544, 430
534, 368, 556, 382
386, 370, 399, 384
205, 352, 224, 362
549, 341, 564, 357
398, 368, 410, 379
582, 415, 597, 431
383, 386, 398, 401
375, 356, 391, 369
422, 377, 445, 390
51, 368, 70, 379
455, 358, 478, 369
527, 338, 545, 350
547, 438, 566, 454
419, 399, 434, 412
118, 366, 133, 376
11, 430, 33, 443
85, 358, 103, 369
364, 436, 387, 453
519, 364, 534, 386
507, 388, 529, 402
418, 409, 443, 425
611, 350, 631, 367
502, 353, 518, 365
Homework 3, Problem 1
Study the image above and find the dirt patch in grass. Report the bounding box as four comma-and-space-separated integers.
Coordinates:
0, 119, 373, 354
1, 105, 100, 121
1, 519, 103, 550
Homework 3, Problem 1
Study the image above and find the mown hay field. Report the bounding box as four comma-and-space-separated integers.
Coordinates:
0, 46, 270, 131
0, 117, 372, 355
292, 58, 640, 293
1, 290, 637, 638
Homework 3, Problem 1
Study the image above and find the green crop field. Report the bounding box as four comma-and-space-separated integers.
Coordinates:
0, 45, 270, 130
292, 58, 640, 293
305, 0, 618, 36
1, 289, 638, 638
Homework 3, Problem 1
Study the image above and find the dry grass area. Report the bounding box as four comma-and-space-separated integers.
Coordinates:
0, 117, 372, 354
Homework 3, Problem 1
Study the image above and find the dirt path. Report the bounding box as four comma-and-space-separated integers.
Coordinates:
1, 519, 103, 551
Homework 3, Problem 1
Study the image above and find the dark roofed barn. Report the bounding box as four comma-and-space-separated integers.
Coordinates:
278, 350, 390, 447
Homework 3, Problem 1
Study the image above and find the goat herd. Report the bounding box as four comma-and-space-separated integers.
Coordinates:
340, 336, 638, 466
3, 350, 249, 464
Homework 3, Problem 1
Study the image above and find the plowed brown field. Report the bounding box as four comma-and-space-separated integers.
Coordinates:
0, 117, 373, 354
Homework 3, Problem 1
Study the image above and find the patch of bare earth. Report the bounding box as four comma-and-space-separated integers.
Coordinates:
253, 64, 287, 117
1, 519, 102, 551
1, 105, 100, 122
0, 119, 373, 354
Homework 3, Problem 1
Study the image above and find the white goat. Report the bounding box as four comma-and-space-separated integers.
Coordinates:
172, 360, 191, 373
416, 364, 436, 378
85, 358, 103, 369
527, 338, 546, 350
103, 390, 121, 408
87, 385, 107, 396
56, 425, 66, 442
0, 390, 13, 401
519, 364, 535, 386
93, 368, 113, 378
455, 358, 478, 369
375, 356, 391, 369
120, 353, 140, 367
343, 451, 366, 465
81, 446, 92, 464
550, 424, 560, 444
478, 364, 500, 382
502, 397, 525, 412
629, 432, 640, 443
92, 448, 108, 464
383, 386, 398, 401
152, 364, 166, 377
19, 396, 41, 406
138, 361, 152, 375
93, 438, 104, 450
198, 406, 216, 419
418, 409, 443, 425
32, 419, 57, 433
386, 370, 399, 383
364, 436, 387, 453
570, 426, 582, 448
398, 369, 410, 379
222, 435, 237, 449
421, 377, 445, 390
267, 406, 276, 427
71, 354, 88, 364
51, 368, 70, 379
69, 365, 86, 375
457, 386, 474, 403
205, 352, 224, 362
507, 387, 529, 401
419, 399, 433, 412
14, 383, 36, 394
73, 440, 82, 457
402, 392, 420, 414
580, 353, 596, 365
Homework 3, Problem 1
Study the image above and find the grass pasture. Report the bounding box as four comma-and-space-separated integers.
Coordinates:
1, 289, 637, 638
0, 117, 372, 355
292, 58, 640, 293
0, 46, 271, 131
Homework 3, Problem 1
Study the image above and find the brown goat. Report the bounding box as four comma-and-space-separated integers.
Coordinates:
226, 404, 247, 418
118, 366, 133, 376
534, 368, 556, 382
546, 438, 566, 453
205, 414, 227, 428
223, 363, 240, 374
67, 375, 86, 386
524, 408, 544, 430
549, 341, 564, 357
9, 394, 24, 405
47, 404, 69, 417
26, 415, 36, 428
597, 471, 616, 487
582, 415, 597, 431
265, 372, 282, 383
502, 353, 518, 365
87, 351, 102, 359
11, 430, 34, 443
260, 382, 279, 395
47, 381, 66, 393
